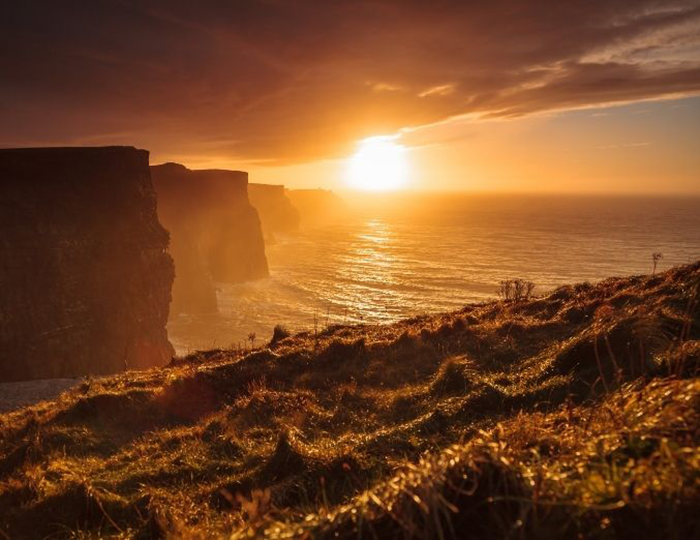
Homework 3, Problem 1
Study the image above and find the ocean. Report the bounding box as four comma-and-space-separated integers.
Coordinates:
167, 193, 700, 354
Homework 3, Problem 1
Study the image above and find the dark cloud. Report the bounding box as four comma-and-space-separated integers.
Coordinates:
1, 0, 699, 163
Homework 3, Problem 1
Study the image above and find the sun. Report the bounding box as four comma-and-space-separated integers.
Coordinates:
346, 136, 409, 191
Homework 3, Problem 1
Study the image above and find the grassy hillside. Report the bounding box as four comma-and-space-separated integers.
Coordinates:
1, 263, 698, 539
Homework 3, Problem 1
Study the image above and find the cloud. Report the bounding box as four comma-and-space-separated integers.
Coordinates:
419, 84, 456, 98
1, 0, 699, 163
597, 141, 653, 149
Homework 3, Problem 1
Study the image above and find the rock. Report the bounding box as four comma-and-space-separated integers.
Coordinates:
0, 147, 174, 381
151, 163, 268, 315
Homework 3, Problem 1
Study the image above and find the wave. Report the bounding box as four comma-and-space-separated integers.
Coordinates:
169, 194, 700, 353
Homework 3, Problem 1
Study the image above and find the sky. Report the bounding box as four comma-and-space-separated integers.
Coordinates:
1, 0, 699, 193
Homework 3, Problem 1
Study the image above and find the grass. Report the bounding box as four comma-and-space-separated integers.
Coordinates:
0, 262, 698, 538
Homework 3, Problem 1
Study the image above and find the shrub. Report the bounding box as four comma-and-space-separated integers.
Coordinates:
498, 279, 535, 302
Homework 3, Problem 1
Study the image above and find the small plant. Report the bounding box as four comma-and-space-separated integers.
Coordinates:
652, 252, 663, 274
498, 279, 512, 301
270, 324, 291, 345
313, 313, 319, 349
498, 279, 535, 302
247, 332, 257, 349
246, 376, 266, 396
235, 488, 272, 523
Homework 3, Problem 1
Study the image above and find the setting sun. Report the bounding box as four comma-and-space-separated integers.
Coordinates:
346, 136, 409, 191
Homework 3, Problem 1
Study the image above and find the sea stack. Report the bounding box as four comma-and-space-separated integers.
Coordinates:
0, 147, 175, 381
151, 163, 268, 316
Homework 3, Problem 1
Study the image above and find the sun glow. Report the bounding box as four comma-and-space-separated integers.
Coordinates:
346, 136, 409, 191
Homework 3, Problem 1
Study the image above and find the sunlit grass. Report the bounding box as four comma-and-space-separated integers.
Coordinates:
0, 262, 698, 538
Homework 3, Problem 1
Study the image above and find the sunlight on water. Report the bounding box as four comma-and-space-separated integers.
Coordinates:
167, 194, 700, 354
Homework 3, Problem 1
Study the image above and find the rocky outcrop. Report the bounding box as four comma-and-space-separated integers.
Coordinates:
151, 163, 268, 316
0, 147, 174, 382
248, 183, 300, 237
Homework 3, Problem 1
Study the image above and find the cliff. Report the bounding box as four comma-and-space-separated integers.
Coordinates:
0, 147, 174, 382
151, 163, 268, 315
286, 188, 347, 226
1, 263, 698, 538
248, 183, 300, 237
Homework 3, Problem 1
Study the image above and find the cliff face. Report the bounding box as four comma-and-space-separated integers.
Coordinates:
248, 183, 300, 237
151, 163, 268, 315
0, 147, 174, 382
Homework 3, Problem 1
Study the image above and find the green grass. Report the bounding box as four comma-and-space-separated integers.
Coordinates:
0, 262, 698, 538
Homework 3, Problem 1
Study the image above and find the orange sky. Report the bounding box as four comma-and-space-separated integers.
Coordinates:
2, 1, 699, 193
248, 96, 700, 194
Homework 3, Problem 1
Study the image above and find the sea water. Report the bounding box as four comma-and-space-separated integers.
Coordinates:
167, 194, 700, 354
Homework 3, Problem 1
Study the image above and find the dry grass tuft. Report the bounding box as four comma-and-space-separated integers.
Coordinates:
0, 262, 698, 538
